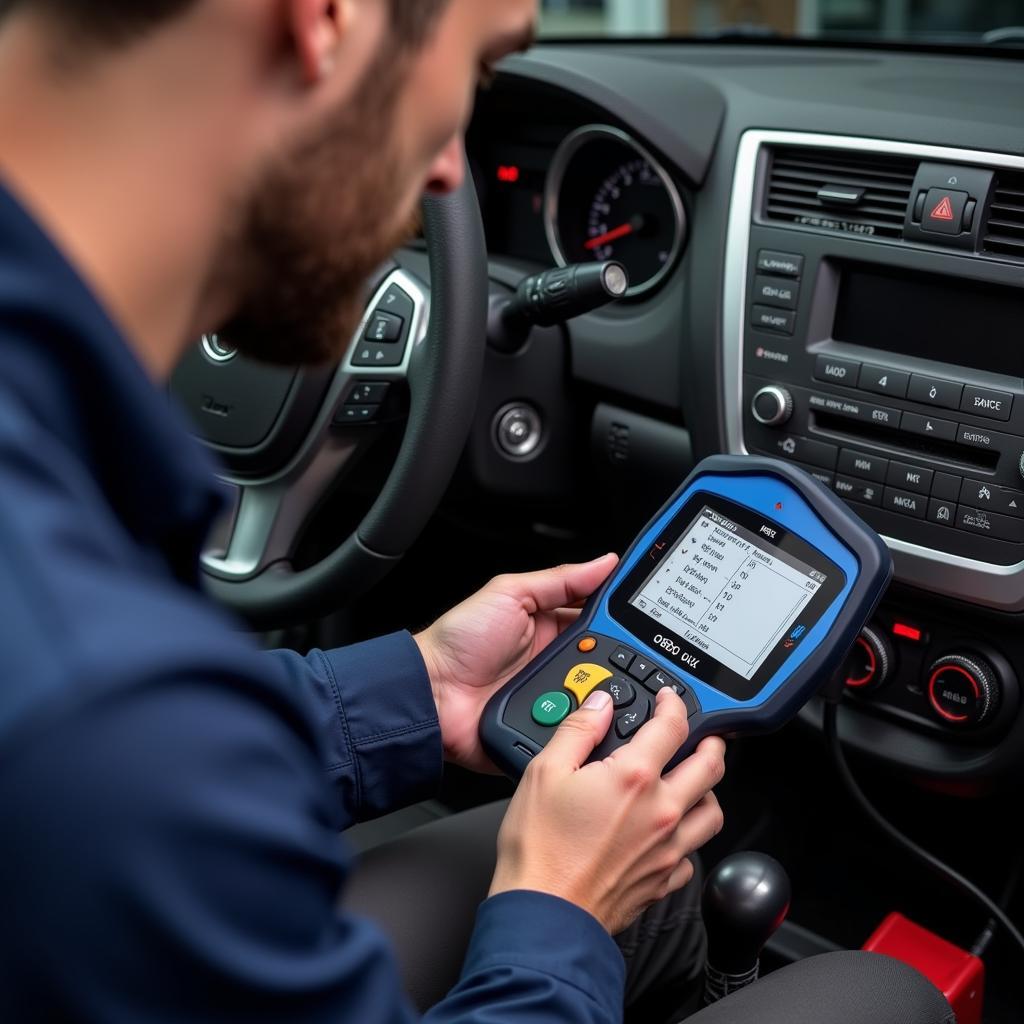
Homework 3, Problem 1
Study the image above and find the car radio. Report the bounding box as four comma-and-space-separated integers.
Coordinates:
723, 131, 1024, 610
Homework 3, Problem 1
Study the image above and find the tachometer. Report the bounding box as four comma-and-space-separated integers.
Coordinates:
545, 126, 686, 299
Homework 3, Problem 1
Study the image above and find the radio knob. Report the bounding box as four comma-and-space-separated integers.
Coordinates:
926, 654, 1000, 728
843, 624, 894, 692
751, 386, 794, 427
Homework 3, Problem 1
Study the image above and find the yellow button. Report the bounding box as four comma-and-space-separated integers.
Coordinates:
577, 636, 598, 654
563, 663, 613, 704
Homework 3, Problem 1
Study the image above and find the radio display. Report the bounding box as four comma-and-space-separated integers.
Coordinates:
610, 492, 845, 701
833, 264, 1024, 379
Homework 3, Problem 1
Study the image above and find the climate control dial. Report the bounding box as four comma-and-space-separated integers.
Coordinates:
843, 625, 894, 692
926, 654, 1000, 728
751, 386, 794, 427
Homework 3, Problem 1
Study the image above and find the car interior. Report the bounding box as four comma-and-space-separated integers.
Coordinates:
170, 2, 1024, 1020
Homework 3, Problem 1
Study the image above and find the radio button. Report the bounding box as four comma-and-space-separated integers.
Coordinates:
900, 412, 957, 443
931, 472, 963, 502
957, 424, 998, 451
838, 449, 888, 483
961, 386, 1013, 422
928, 498, 956, 526
883, 488, 927, 519
956, 506, 1024, 543
959, 479, 1024, 518
814, 355, 860, 387
863, 404, 902, 430
859, 365, 910, 399
886, 461, 933, 495
756, 250, 804, 277
770, 434, 838, 470
751, 305, 795, 334
907, 375, 963, 410
798, 464, 834, 488
834, 476, 882, 506
753, 275, 799, 310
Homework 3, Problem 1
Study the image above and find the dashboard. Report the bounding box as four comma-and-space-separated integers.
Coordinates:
466, 41, 1024, 785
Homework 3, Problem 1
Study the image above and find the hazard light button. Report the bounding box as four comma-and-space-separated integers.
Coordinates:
921, 188, 968, 235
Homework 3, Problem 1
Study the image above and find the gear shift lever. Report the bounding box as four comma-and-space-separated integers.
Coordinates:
701, 852, 791, 1005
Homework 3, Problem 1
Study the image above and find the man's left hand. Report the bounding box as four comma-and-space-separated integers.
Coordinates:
414, 554, 619, 773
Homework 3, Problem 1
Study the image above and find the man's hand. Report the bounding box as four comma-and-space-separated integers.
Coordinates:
490, 688, 726, 935
414, 554, 619, 773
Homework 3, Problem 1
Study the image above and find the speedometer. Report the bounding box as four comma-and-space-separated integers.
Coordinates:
545, 126, 686, 300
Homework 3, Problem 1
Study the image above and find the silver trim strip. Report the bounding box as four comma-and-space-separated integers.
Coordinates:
543, 124, 686, 299
722, 130, 1024, 611
201, 269, 429, 581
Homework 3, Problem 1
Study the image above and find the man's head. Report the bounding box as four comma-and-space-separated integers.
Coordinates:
0, 0, 537, 369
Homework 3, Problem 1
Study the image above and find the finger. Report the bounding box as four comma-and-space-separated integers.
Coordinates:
612, 687, 689, 773
664, 856, 695, 895
663, 736, 727, 809
497, 554, 619, 614
670, 793, 724, 855
538, 689, 614, 770
553, 607, 583, 634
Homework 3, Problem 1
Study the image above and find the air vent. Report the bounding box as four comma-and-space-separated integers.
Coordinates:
765, 147, 919, 239
982, 171, 1024, 261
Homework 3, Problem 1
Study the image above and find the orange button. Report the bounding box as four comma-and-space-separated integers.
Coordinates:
577, 636, 598, 653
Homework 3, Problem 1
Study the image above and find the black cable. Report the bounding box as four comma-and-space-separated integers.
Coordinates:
822, 702, 1024, 964
971, 852, 1022, 958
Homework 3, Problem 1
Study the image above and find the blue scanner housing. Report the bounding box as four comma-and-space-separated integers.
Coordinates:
481, 455, 893, 779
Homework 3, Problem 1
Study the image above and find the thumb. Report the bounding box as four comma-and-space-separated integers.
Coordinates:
512, 553, 620, 613
541, 690, 614, 770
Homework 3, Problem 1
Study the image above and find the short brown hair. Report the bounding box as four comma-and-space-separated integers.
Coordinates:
0, 0, 450, 48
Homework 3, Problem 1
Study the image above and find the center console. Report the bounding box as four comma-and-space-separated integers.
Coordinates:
722, 131, 1024, 768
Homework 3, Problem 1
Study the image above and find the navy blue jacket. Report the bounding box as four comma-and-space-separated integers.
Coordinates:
0, 182, 624, 1022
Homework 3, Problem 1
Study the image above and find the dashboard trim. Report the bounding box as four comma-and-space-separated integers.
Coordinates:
723, 130, 1024, 611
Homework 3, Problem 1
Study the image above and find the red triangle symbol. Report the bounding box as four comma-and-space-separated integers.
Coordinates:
930, 195, 955, 221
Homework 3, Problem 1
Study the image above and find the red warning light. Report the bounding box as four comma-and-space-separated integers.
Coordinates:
930, 195, 955, 221
497, 165, 521, 184
893, 622, 923, 642
775, 502, 784, 510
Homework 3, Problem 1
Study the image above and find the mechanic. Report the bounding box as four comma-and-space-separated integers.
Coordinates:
0, 2, 954, 1023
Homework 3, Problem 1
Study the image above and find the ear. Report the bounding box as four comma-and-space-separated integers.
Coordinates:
288, 0, 349, 85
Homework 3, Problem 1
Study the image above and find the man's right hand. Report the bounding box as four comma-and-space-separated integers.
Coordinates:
489, 687, 726, 935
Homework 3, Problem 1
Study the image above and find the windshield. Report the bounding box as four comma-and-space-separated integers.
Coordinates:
538, 0, 1024, 47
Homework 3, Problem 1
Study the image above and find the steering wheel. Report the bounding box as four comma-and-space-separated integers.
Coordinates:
198, 169, 488, 628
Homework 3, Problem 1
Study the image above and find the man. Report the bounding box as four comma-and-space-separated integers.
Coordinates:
0, 2, 725, 1021
0, 3, 955, 1023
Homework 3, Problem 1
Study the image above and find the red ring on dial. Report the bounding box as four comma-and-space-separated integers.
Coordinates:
928, 664, 981, 722
845, 636, 877, 688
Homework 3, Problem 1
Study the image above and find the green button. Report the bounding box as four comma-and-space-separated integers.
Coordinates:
532, 690, 572, 726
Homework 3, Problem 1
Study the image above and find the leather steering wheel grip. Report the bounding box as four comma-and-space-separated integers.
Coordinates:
203, 165, 489, 628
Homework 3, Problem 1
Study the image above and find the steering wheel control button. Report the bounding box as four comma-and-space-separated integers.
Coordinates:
927, 655, 998, 727
615, 701, 650, 740
532, 691, 572, 727
334, 405, 379, 425
577, 636, 598, 654
886, 462, 933, 495
843, 625, 893, 692
756, 250, 803, 278
882, 488, 927, 519
378, 283, 415, 321
494, 403, 542, 459
750, 305, 795, 335
609, 645, 636, 671
627, 655, 656, 683
907, 375, 963, 410
814, 356, 860, 387
201, 333, 238, 364
563, 663, 613, 705
364, 311, 404, 343
604, 676, 636, 709
751, 386, 793, 427
920, 188, 969, 234
353, 341, 404, 368
347, 383, 390, 406
837, 449, 889, 483
960, 386, 1013, 422
858, 365, 910, 400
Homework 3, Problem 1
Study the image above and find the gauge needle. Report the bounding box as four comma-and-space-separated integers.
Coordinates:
585, 221, 637, 250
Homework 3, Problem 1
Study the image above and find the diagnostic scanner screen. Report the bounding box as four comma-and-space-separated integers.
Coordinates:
629, 507, 826, 680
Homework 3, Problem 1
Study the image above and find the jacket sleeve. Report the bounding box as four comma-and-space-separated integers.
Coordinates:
0, 672, 625, 1024
268, 630, 444, 827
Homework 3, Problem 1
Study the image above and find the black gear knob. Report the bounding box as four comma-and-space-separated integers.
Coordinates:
702, 852, 791, 1004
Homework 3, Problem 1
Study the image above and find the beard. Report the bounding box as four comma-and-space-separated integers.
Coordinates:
217, 53, 422, 366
